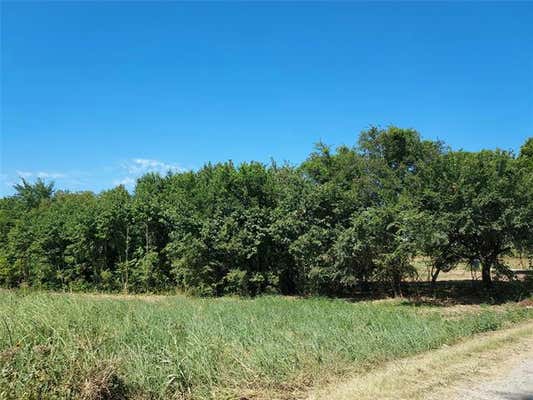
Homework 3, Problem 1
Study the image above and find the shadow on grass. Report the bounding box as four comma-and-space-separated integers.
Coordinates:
338, 279, 533, 306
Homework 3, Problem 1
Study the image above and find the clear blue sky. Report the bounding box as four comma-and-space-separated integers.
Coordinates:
1, 2, 532, 195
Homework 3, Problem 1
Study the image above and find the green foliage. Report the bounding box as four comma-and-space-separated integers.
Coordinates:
0, 128, 531, 294
519, 137, 533, 160
414, 149, 531, 285
13, 178, 54, 209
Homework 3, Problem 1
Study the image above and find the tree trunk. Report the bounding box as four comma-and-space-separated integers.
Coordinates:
392, 270, 402, 297
359, 278, 370, 293
145, 221, 149, 254
481, 262, 492, 288
124, 224, 130, 293
431, 267, 441, 286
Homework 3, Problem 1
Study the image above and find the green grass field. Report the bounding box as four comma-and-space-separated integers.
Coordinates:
1, 291, 532, 400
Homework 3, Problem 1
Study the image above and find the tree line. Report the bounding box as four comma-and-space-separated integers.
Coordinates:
1, 127, 532, 296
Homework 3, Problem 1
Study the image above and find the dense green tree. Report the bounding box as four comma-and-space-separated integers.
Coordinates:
96, 186, 132, 290
0, 129, 530, 295
416, 150, 527, 287
515, 137, 533, 265
13, 178, 54, 209
519, 137, 533, 159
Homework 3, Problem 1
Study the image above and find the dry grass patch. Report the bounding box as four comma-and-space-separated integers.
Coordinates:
308, 321, 533, 400
80, 360, 128, 400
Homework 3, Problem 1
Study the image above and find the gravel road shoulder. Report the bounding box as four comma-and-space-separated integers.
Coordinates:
308, 321, 533, 400
441, 338, 533, 400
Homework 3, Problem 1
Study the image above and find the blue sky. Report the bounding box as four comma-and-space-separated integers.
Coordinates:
1, 2, 532, 196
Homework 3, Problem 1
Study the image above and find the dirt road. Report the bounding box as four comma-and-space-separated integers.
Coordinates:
445, 343, 533, 400
308, 321, 533, 400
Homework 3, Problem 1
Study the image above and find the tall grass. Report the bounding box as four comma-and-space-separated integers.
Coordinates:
1, 291, 531, 399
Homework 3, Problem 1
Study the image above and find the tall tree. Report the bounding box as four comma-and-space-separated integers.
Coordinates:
13, 178, 54, 209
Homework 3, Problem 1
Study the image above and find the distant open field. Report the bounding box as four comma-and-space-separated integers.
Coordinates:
1, 290, 532, 400
413, 256, 532, 282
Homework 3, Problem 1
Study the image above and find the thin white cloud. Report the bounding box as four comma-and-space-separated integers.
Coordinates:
0, 175, 13, 196
0, 173, 13, 187
16, 171, 67, 179
114, 158, 186, 189
123, 158, 185, 175
37, 171, 67, 179
2, 159, 187, 195
16, 171, 34, 179
113, 176, 136, 187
